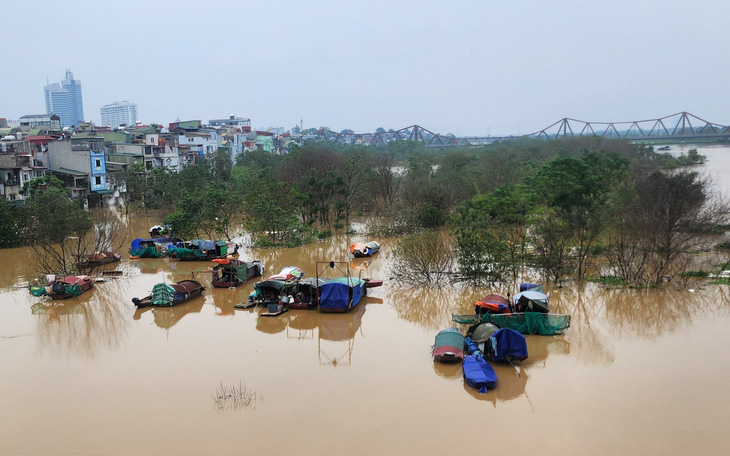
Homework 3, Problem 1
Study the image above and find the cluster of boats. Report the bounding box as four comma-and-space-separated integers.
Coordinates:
433, 284, 570, 394
29, 232, 385, 315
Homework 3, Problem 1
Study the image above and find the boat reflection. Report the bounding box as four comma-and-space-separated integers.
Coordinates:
130, 258, 167, 275
253, 296, 372, 366
133, 297, 205, 330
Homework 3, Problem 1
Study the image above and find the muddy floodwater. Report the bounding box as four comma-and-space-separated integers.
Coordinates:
3, 145, 730, 455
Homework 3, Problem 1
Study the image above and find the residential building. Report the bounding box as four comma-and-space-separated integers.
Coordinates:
208, 115, 251, 128
19, 114, 62, 133
47, 136, 109, 207
170, 120, 223, 165
100, 101, 138, 128
0, 138, 46, 202
44, 70, 84, 128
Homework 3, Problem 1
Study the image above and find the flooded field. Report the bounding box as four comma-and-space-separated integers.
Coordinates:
2, 145, 730, 455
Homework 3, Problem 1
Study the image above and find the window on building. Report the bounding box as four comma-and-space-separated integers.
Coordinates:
95, 176, 102, 186
95, 159, 102, 168
22, 173, 29, 182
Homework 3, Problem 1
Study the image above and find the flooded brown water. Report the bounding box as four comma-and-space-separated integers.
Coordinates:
3, 146, 730, 455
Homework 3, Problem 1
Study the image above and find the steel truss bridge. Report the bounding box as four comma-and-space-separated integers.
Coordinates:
315, 112, 730, 148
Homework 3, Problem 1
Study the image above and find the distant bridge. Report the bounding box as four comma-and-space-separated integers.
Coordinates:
315, 112, 730, 148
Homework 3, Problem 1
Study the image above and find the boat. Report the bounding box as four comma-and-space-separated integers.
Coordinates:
132, 280, 205, 308
78, 251, 121, 269
512, 284, 550, 313
149, 224, 172, 238
484, 328, 528, 363
318, 277, 366, 313
657, 146, 671, 151
350, 241, 380, 258
167, 239, 237, 261
474, 293, 511, 315
129, 238, 167, 258
463, 335, 498, 393
248, 267, 319, 309
211, 259, 264, 288
29, 275, 95, 300
432, 327, 465, 363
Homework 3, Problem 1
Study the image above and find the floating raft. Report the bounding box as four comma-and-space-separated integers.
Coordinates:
261, 307, 288, 317
234, 302, 257, 309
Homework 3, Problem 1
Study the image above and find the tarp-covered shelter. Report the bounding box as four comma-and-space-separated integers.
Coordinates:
319, 277, 366, 312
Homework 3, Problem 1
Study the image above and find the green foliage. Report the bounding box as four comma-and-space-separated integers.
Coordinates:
0, 198, 22, 248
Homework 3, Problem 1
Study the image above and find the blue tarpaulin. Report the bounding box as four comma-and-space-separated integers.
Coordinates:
319, 277, 365, 311
488, 328, 528, 362
463, 355, 498, 393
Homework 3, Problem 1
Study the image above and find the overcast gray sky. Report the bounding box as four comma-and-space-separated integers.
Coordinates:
3, 0, 728, 136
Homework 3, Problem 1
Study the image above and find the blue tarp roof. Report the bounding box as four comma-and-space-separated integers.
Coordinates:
319, 278, 365, 310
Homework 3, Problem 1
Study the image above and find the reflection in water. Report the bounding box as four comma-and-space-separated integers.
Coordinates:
31, 279, 129, 358
253, 297, 370, 366
133, 297, 206, 330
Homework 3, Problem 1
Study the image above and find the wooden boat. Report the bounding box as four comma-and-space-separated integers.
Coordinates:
363, 278, 383, 288
316, 261, 367, 313
318, 277, 367, 313
78, 251, 121, 269
212, 259, 264, 288
29, 275, 95, 300
432, 327, 465, 363
474, 293, 511, 315
248, 267, 319, 309
132, 280, 205, 307
167, 239, 237, 261
349, 241, 380, 258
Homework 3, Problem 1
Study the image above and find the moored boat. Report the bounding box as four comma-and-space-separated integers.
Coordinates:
248, 267, 318, 309
132, 280, 205, 307
78, 251, 121, 269
432, 327, 465, 363
212, 259, 264, 288
318, 277, 366, 313
350, 241, 380, 258
167, 239, 237, 261
462, 336, 498, 393
484, 328, 528, 363
474, 293, 511, 315
29, 275, 95, 300
129, 238, 167, 258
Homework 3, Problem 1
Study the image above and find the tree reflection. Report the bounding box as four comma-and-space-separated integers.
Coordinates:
32, 279, 129, 358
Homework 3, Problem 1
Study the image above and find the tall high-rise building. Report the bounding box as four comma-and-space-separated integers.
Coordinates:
44, 70, 84, 128
100, 101, 138, 129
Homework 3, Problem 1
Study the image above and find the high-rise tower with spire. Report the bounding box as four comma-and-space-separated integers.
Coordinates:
44, 70, 84, 128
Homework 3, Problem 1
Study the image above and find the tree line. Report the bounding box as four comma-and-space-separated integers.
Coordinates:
0, 138, 721, 285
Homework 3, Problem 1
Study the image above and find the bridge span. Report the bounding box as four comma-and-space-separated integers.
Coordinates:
314, 112, 730, 148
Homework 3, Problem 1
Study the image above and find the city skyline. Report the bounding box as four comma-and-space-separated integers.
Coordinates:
2, 1, 729, 136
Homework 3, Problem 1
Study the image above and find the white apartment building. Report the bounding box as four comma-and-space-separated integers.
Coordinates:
100, 101, 138, 129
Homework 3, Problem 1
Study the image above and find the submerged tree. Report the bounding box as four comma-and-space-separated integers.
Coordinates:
390, 231, 456, 286
23, 186, 93, 275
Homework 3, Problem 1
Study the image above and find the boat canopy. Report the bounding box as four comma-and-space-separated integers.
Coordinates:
152, 283, 175, 306
319, 277, 366, 311
487, 328, 528, 362
512, 290, 549, 313
475, 293, 511, 313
